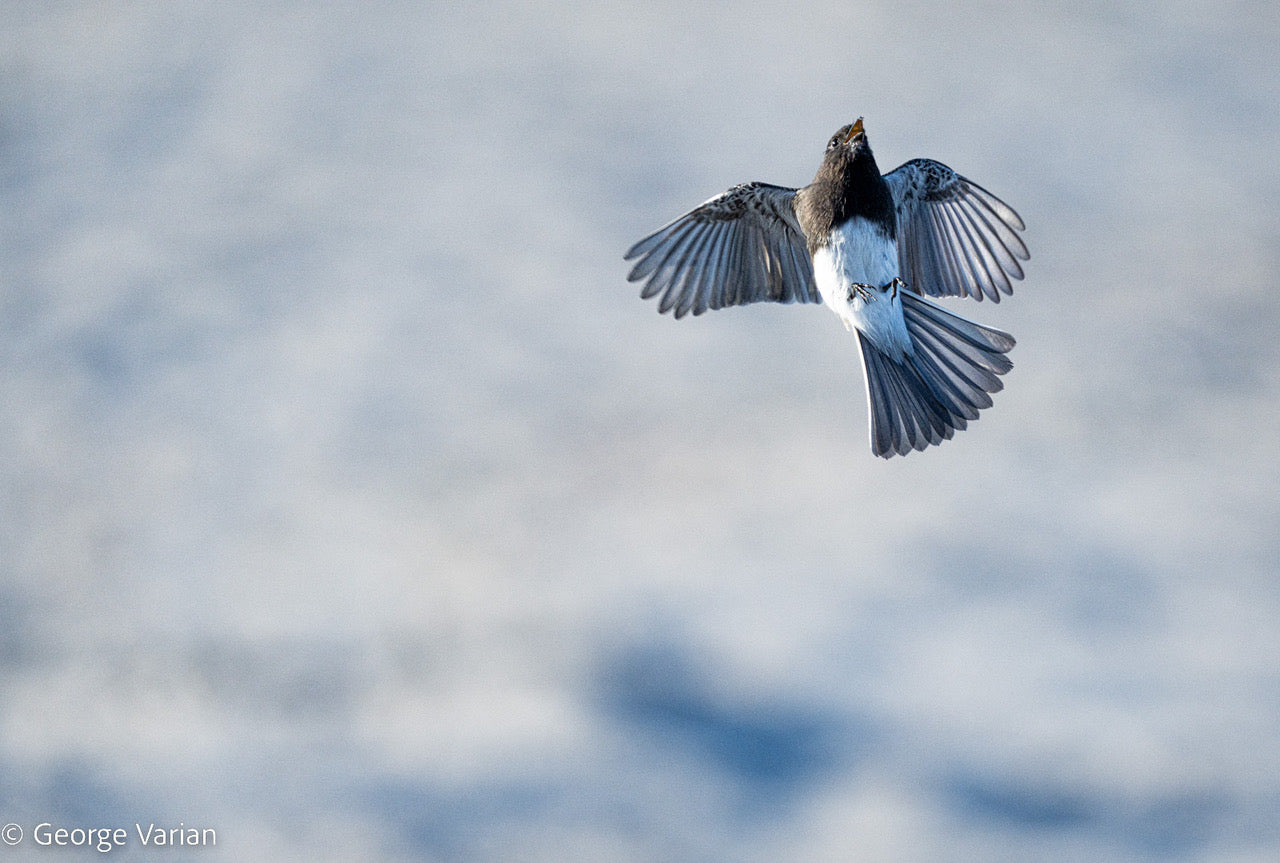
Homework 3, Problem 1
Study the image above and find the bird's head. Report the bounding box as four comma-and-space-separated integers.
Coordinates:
812, 116, 882, 202
826, 117, 868, 155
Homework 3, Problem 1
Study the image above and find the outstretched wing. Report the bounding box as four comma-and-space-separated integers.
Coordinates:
884, 159, 1029, 302
624, 182, 819, 319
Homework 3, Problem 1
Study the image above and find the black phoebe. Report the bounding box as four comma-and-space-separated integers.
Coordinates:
625, 118, 1029, 458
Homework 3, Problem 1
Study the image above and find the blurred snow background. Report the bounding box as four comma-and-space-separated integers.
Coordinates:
2, 1, 1279, 860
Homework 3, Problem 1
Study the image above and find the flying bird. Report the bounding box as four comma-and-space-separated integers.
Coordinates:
624, 118, 1028, 458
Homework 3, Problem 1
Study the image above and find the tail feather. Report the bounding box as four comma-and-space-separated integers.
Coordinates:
857, 293, 1014, 458
883, 352, 953, 446
909, 336, 990, 419
909, 322, 1002, 408
902, 291, 1016, 355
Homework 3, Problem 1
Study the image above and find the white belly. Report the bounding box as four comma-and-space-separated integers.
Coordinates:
811, 218, 913, 360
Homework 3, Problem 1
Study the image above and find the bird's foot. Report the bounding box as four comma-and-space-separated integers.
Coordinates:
849, 279, 907, 305
848, 282, 874, 302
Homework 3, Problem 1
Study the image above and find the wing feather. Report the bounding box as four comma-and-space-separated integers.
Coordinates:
941, 198, 1004, 300
625, 183, 818, 318
885, 158, 1029, 302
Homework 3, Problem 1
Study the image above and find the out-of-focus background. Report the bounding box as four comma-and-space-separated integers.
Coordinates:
3, 2, 1278, 860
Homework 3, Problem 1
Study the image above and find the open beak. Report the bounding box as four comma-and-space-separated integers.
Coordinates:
844, 117, 865, 144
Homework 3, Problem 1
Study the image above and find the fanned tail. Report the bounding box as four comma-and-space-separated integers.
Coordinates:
856, 291, 1015, 458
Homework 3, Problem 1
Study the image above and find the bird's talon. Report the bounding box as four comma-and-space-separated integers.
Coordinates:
848, 282, 873, 302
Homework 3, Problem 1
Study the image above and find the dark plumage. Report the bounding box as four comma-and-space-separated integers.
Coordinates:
795, 122, 896, 251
